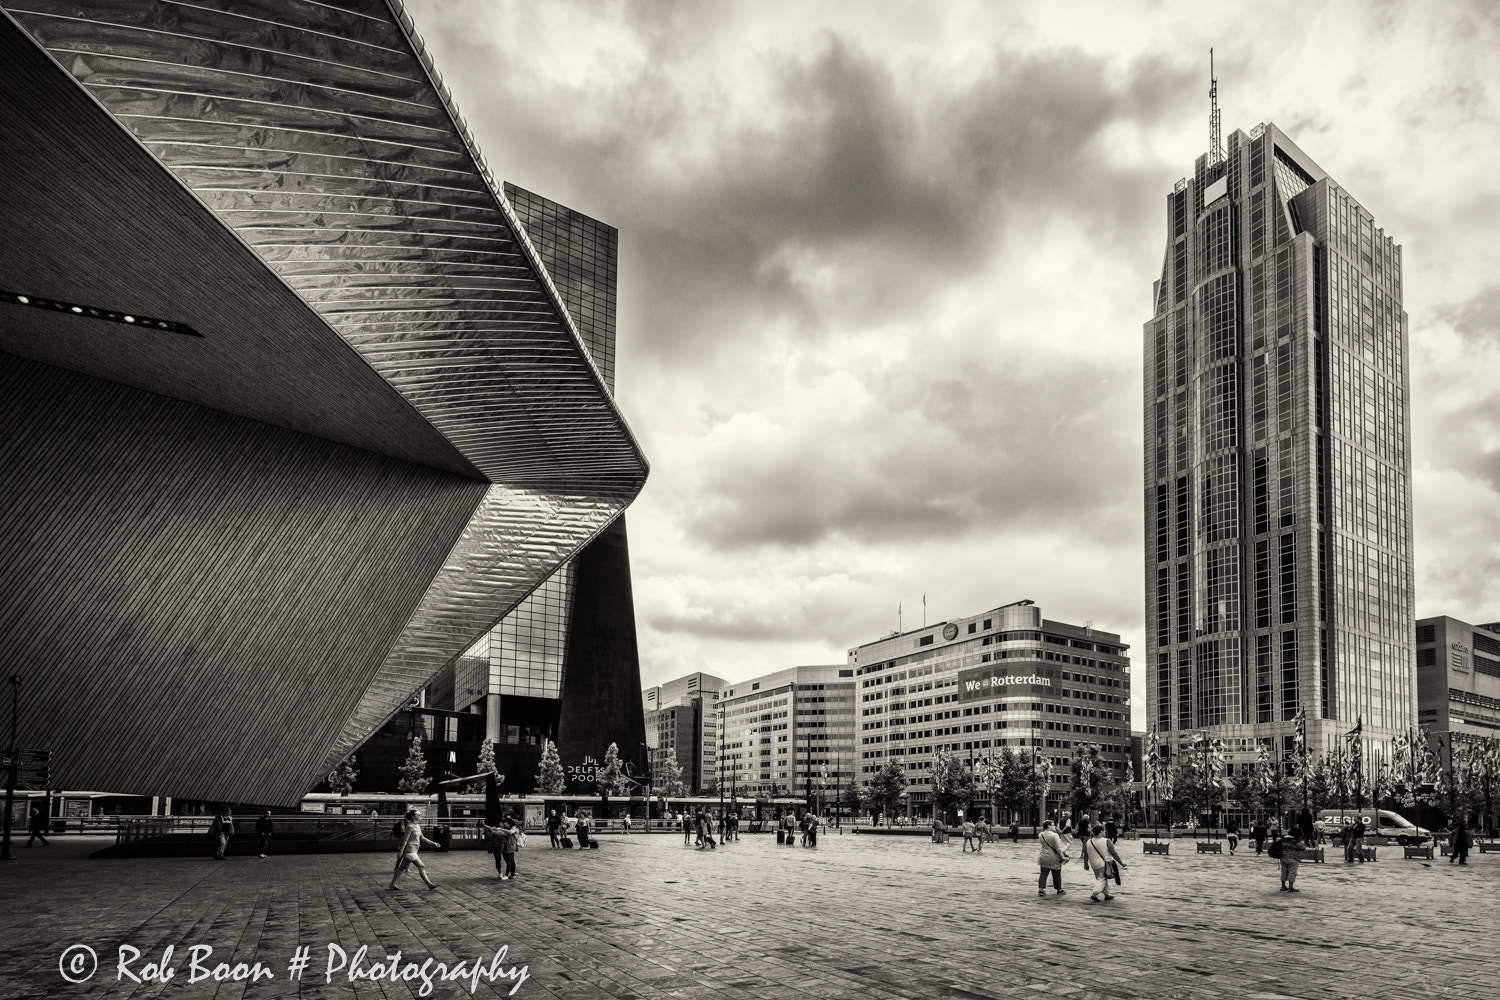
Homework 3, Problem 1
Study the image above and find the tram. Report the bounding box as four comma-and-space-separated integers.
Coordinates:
296, 791, 811, 831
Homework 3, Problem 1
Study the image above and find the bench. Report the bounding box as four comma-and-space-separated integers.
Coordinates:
1478, 842, 1500, 853
1196, 841, 1222, 854
1302, 847, 1326, 863
1143, 841, 1170, 855
1404, 846, 1434, 859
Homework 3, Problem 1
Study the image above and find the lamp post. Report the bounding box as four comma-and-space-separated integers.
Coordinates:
2, 674, 20, 862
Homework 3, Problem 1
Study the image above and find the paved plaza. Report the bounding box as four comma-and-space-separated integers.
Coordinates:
1, 830, 1495, 1000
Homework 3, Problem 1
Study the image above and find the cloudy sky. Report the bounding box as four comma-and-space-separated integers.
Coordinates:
409, 0, 1500, 729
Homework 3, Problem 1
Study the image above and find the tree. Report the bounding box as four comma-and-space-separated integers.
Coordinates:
930, 749, 976, 824
867, 761, 907, 826
397, 736, 429, 794
841, 780, 866, 821
536, 738, 566, 795
465, 738, 498, 793
327, 754, 358, 796
992, 745, 1029, 824
658, 747, 686, 798
973, 755, 1002, 825
1020, 748, 1052, 827
1068, 742, 1113, 824
598, 742, 630, 798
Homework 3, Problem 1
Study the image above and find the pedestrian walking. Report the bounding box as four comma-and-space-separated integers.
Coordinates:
388, 809, 439, 891
1273, 828, 1303, 891
806, 811, 819, 847
256, 811, 274, 857
1449, 819, 1471, 865
683, 811, 695, 846
730, 811, 740, 840
547, 810, 562, 849
961, 817, 977, 853
623, 813, 632, 835
1059, 814, 1075, 841
696, 809, 717, 849
1226, 820, 1239, 856
1104, 815, 1119, 843
1252, 821, 1268, 855
1009, 821, 1020, 843
1343, 820, 1366, 863
781, 810, 797, 847
1297, 807, 1316, 845
974, 817, 986, 852
1037, 820, 1068, 896
26, 807, 49, 847
576, 813, 592, 850
211, 807, 234, 860
1084, 823, 1126, 901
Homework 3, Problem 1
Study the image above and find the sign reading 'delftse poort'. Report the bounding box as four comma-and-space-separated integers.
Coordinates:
956, 666, 1055, 701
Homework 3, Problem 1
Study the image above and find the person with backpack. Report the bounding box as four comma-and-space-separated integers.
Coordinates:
1037, 819, 1069, 896
1084, 822, 1127, 902
1271, 828, 1303, 892
389, 809, 440, 891
782, 810, 797, 846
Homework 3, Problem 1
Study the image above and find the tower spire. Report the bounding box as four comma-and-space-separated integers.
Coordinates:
1209, 48, 1222, 167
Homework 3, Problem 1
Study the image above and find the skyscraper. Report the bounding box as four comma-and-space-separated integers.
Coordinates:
1143, 120, 1414, 775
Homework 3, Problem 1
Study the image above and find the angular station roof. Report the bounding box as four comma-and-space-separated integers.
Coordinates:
0, 0, 647, 803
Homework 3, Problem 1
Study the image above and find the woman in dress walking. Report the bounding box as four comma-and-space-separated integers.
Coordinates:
389, 809, 440, 891
1037, 820, 1068, 896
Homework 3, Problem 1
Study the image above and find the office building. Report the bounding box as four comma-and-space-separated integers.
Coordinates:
1143, 118, 1415, 774
0, 1, 647, 805
643, 673, 729, 793
848, 600, 1131, 820
1415, 617, 1500, 768
718, 666, 856, 803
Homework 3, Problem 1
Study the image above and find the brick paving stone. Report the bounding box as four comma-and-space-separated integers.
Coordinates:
0, 832, 1495, 999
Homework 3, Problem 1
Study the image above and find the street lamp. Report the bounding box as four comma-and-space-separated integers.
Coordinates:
2, 673, 21, 862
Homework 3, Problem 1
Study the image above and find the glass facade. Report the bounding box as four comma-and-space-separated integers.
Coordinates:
719, 666, 856, 800
1143, 122, 1415, 771
847, 602, 1132, 820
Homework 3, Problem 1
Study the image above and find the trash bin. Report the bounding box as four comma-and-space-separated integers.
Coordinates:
434, 825, 451, 850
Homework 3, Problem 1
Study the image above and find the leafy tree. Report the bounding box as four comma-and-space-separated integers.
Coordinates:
973, 755, 1002, 824
397, 737, 429, 794
465, 738, 499, 793
599, 742, 630, 796
536, 738, 566, 795
930, 749, 975, 824
658, 746, 686, 797
867, 761, 907, 826
841, 780, 866, 820
992, 745, 1029, 824
1020, 748, 1051, 827
1068, 742, 1113, 823
328, 754, 358, 796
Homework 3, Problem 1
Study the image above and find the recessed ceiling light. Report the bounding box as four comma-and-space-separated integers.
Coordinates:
2, 290, 202, 337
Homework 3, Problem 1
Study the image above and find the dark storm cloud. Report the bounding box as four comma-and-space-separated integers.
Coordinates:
433, 13, 1194, 356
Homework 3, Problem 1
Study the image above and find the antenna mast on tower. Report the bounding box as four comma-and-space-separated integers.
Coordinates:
1209, 48, 1222, 167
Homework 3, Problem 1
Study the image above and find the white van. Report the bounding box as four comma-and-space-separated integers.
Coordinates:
1313, 809, 1430, 845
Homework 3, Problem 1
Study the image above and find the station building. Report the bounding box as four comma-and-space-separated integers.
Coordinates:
849, 600, 1131, 820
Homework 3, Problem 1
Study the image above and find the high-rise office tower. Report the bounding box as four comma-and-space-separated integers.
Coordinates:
1142, 119, 1415, 774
